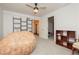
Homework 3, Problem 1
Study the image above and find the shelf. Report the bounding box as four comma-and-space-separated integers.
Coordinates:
21, 29, 27, 31
61, 36, 67, 42
56, 30, 76, 49
28, 27, 32, 29
14, 27, 20, 29
28, 20, 32, 21
13, 23, 20, 24
63, 42, 67, 46
21, 25, 27, 27
13, 18, 21, 20
21, 21, 26, 22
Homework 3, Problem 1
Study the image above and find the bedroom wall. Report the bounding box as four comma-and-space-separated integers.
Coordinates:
0, 8, 3, 38
3, 4, 79, 40
3, 10, 41, 36
41, 4, 79, 40
39, 17, 48, 39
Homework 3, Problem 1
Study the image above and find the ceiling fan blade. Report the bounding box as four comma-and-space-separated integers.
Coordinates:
25, 4, 34, 9
39, 7, 46, 9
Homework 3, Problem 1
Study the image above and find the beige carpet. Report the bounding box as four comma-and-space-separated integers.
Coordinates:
31, 37, 73, 55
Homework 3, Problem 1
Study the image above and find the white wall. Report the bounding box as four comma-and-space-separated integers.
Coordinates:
39, 17, 48, 39
0, 8, 3, 38
3, 10, 41, 36
42, 4, 79, 40
3, 4, 79, 40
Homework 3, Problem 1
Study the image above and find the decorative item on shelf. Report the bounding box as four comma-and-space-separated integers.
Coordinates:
63, 31, 67, 36
63, 42, 67, 46
57, 33, 61, 36
68, 38, 75, 43
57, 33, 61, 40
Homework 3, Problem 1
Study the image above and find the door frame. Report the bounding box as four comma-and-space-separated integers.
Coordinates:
32, 20, 39, 35
48, 16, 54, 39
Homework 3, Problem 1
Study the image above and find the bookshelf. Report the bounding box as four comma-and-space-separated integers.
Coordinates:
56, 30, 76, 49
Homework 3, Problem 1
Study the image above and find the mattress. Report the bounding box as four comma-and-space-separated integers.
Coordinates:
0, 32, 36, 55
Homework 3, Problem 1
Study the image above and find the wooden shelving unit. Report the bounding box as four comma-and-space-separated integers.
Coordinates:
56, 30, 76, 49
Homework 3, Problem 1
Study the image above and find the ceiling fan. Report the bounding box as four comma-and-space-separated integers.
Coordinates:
25, 3, 46, 14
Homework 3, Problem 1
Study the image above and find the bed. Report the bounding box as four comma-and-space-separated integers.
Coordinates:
72, 42, 79, 54
0, 32, 36, 55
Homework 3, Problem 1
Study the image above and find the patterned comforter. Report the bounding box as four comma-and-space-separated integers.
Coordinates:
0, 32, 36, 55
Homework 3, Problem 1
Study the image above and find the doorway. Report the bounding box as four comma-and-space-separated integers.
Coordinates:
32, 20, 39, 35
48, 16, 54, 39
35, 24, 38, 35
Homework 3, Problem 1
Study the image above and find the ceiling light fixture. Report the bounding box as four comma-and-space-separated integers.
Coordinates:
33, 3, 39, 14
33, 7, 39, 14
26, 3, 46, 14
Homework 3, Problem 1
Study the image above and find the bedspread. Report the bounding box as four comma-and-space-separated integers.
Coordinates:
0, 32, 36, 55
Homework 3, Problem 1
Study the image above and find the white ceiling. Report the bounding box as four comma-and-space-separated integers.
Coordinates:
0, 3, 70, 16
